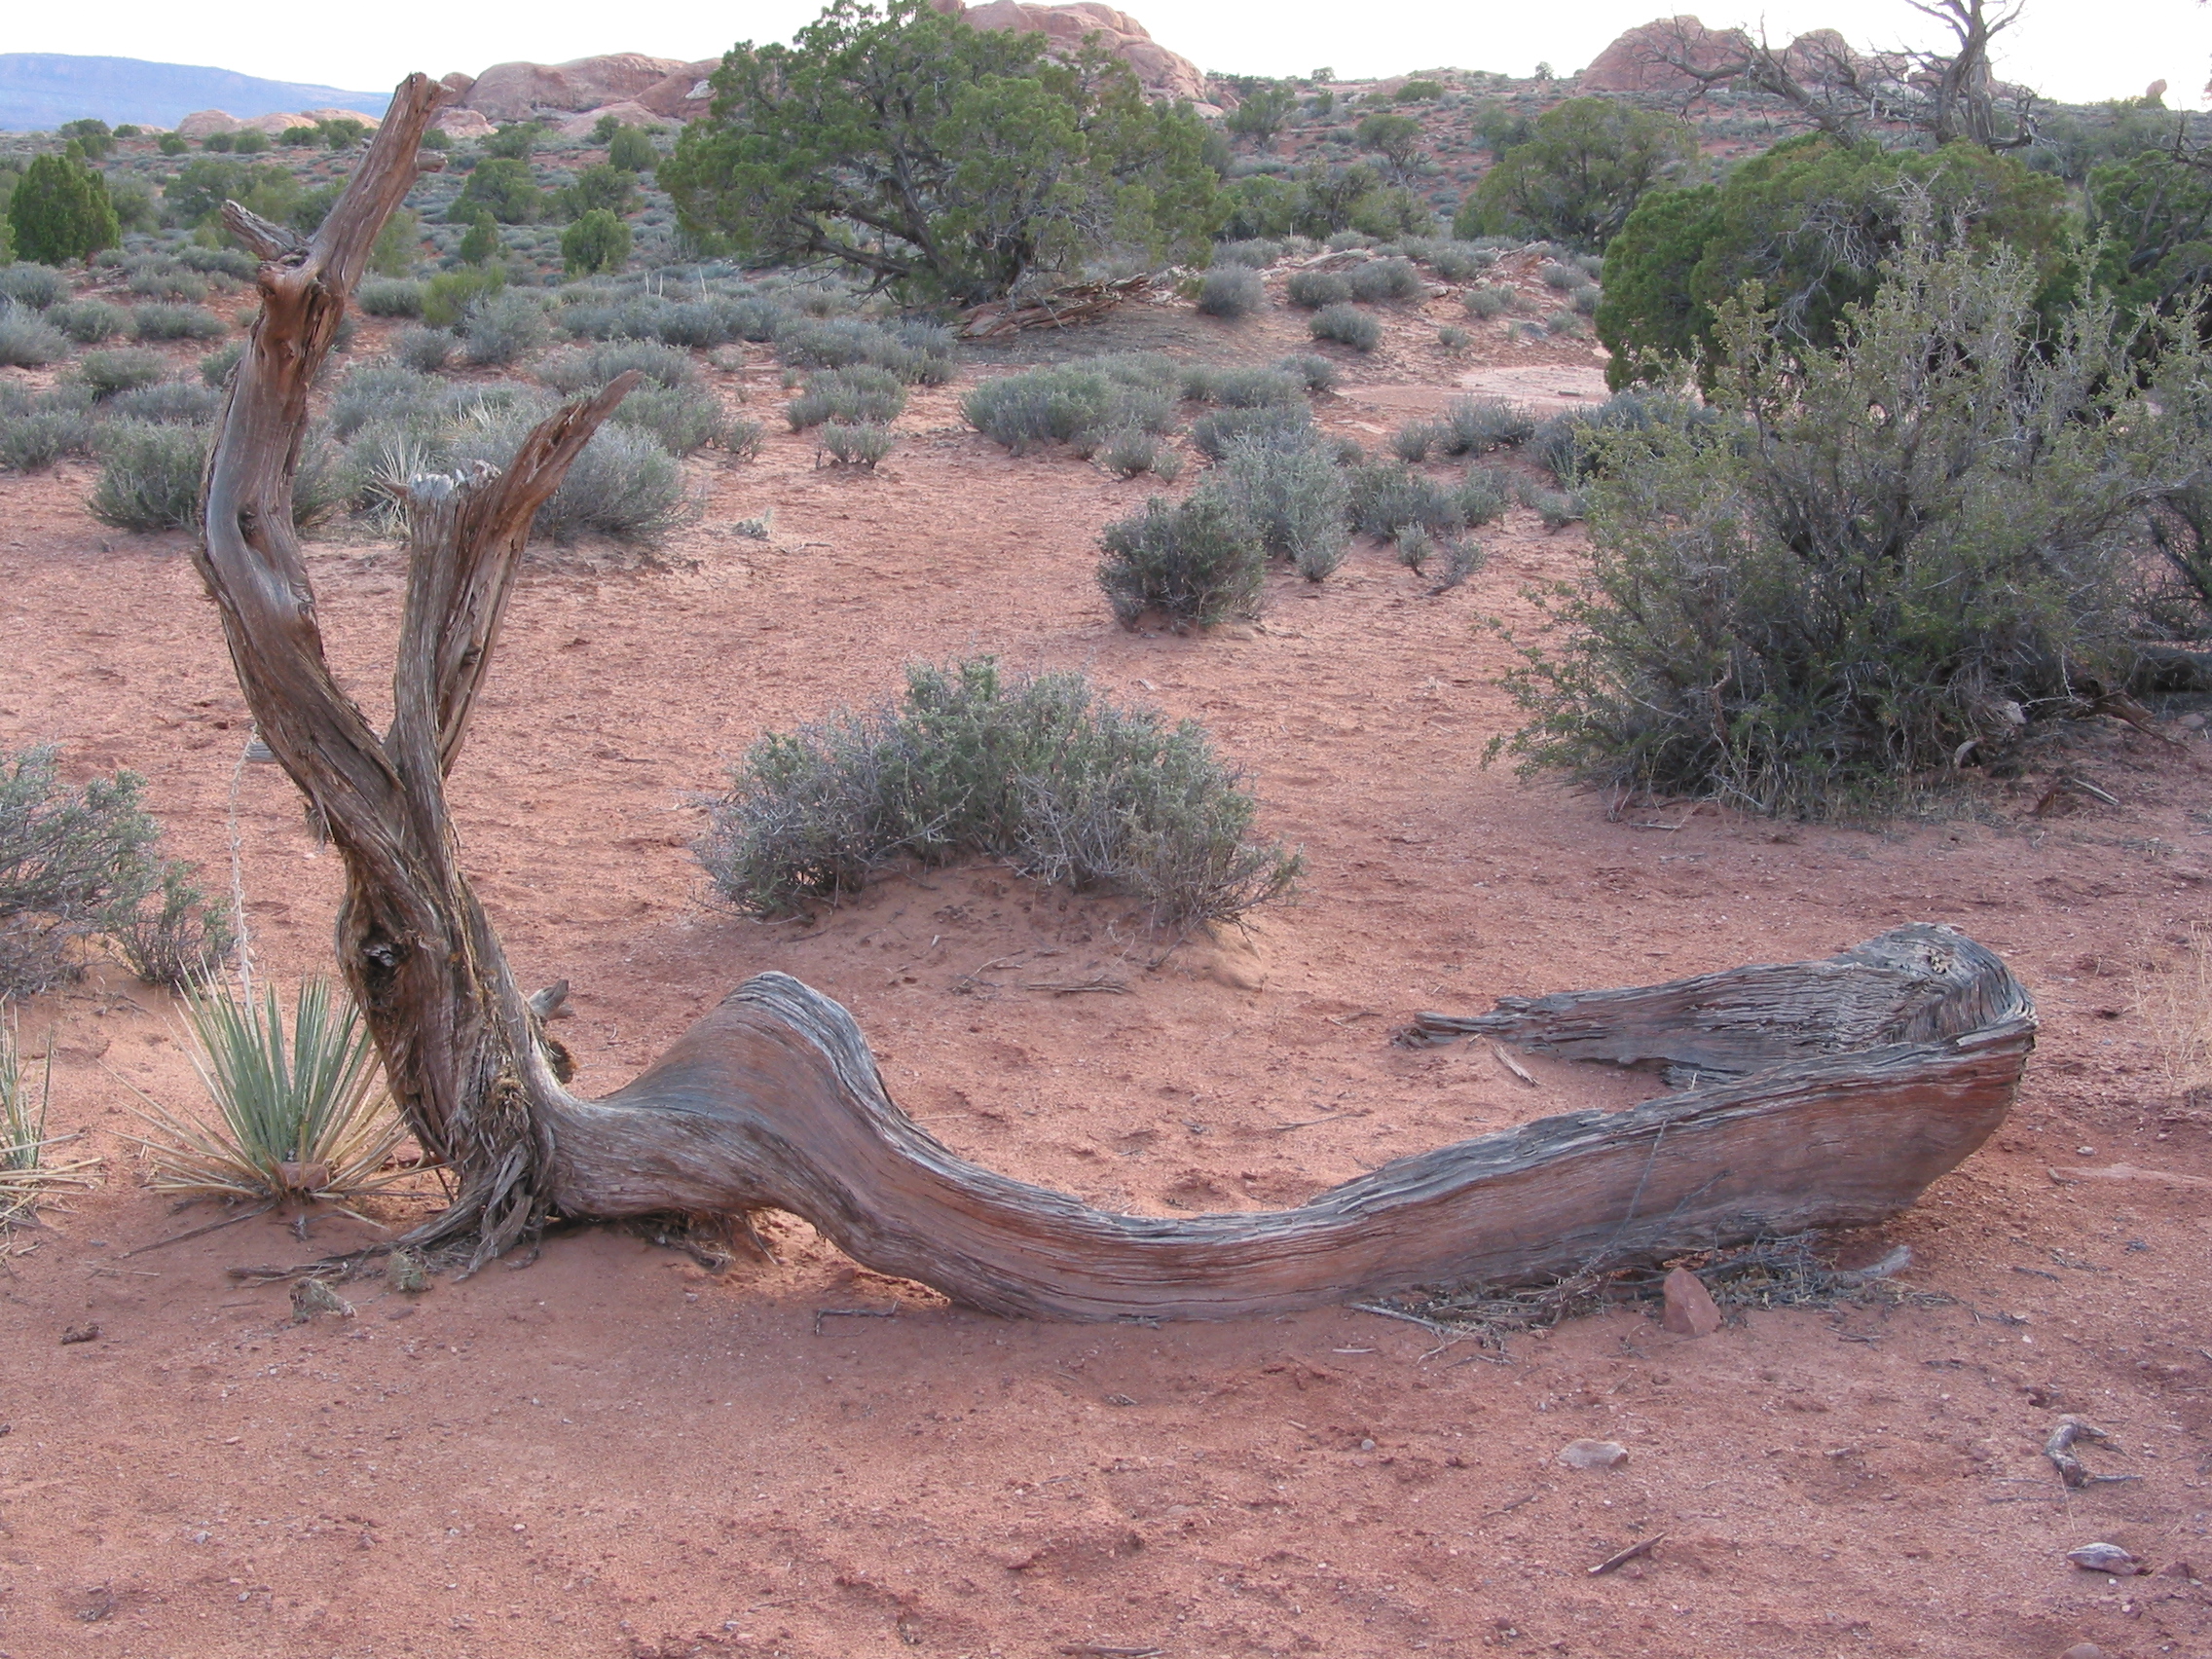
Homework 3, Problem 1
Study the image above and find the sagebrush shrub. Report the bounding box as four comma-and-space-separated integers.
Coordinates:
1538, 259, 1580, 289
1527, 388, 1714, 484
445, 405, 688, 543
1463, 284, 1514, 318
1349, 461, 1464, 538
1190, 400, 1313, 460
1456, 464, 1513, 527
1309, 303, 1381, 351
355, 277, 424, 318
133, 304, 228, 342
818, 422, 895, 467
962, 358, 1179, 455
0, 265, 69, 310
1391, 420, 1442, 462
1348, 257, 1422, 302
461, 291, 548, 366
1215, 431, 1351, 580
1275, 352, 1339, 393
787, 364, 906, 430
611, 384, 727, 455
0, 405, 95, 472
1284, 269, 1351, 309
199, 342, 243, 387
0, 307, 68, 367
127, 265, 207, 304
0, 746, 224, 995
1500, 239, 2211, 812
1198, 266, 1266, 319
1099, 428, 1179, 479
105, 381, 219, 424
89, 421, 209, 530
49, 299, 127, 344
696, 658, 1300, 927
537, 339, 696, 394
392, 326, 454, 372
1180, 364, 1305, 408
1097, 490, 1266, 629
1439, 396, 1535, 456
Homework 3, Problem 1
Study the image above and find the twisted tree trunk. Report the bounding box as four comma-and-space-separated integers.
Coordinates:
195, 75, 2038, 1318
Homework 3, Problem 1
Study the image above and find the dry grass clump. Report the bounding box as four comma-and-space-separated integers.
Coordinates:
699, 659, 1301, 928
2139, 929, 2211, 1098
0, 1008, 98, 1235
129, 976, 413, 1213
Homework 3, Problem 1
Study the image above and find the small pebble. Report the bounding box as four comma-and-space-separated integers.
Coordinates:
2062, 1644, 2105, 1659
2064, 1542, 2142, 1574
1661, 1267, 1722, 1338
1558, 1439, 1629, 1471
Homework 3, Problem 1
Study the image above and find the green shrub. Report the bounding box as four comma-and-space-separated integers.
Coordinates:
179, 245, 256, 280
445, 408, 688, 544
1309, 302, 1381, 350
231, 130, 270, 155
420, 265, 506, 328
74, 348, 166, 397
1437, 324, 1471, 351
1098, 428, 1182, 480
106, 861, 233, 988
134, 304, 228, 342
774, 315, 953, 384
1215, 238, 1282, 268
1455, 97, 1694, 252
722, 417, 766, 461
1214, 430, 1350, 579
450, 157, 544, 225
7, 154, 119, 264
1439, 395, 1535, 455
1456, 463, 1513, 527
1097, 489, 1266, 629
0, 265, 70, 309
159, 133, 187, 157
392, 326, 453, 372
1538, 259, 1579, 289
460, 290, 548, 366
356, 277, 424, 317
105, 381, 219, 424
818, 421, 895, 467
1390, 420, 1442, 462
1426, 241, 1496, 281
1463, 284, 1514, 318
787, 364, 906, 429
607, 126, 658, 172
1189, 399, 1312, 459
0, 307, 67, 366
1274, 351, 1339, 393
1527, 388, 1717, 484
50, 298, 126, 343
1348, 256, 1422, 301
457, 211, 501, 268
561, 208, 633, 276
0, 746, 200, 996
1545, 310, 1582, 337
328, 362, 439, 438
1349, 460, 1462, 537
537, 339, 696, 394
1197, 266, 1265, 318
1180, 363, 1305, 408
90, 421, 208, 531
696, 658, 1300, 926
126, 263, 208, 303
610, 384, 727, 455
1502, 240, 2209, 813
0, 405, 95, 471
1284, 268, 1350, 309
962, 357, 1176, 454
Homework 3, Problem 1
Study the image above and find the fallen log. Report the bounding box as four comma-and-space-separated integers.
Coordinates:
192, 74, 2037, 1322
955, 274, 1156, 339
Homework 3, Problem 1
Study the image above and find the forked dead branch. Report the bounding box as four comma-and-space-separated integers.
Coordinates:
192, 74, 2040, 1320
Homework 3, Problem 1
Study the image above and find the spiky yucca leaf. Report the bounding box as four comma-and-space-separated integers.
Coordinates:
0, 1003, 99, 1230
131, 976, 417, 1209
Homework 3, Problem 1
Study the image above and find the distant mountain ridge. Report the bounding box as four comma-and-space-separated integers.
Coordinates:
0, 54, 387, 131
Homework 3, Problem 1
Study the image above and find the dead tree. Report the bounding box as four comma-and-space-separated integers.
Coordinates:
193, 74, 2039, 1320
1641, 1, 2037, 152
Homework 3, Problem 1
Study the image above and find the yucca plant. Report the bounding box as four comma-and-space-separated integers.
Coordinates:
131, 975, 414, 1214
1, 1004, 98, 1231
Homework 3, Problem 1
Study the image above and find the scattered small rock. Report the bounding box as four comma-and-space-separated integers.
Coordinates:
2062, 1645, 2105, 1659
1661, 1267, 1722, 1338
1558, 1438, 1629, 1471
2064, 1542, 2144, 1574
59, 1323, 100, 1345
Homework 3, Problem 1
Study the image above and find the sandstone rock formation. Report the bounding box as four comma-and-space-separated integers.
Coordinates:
462, 54, 688, 123
1579, 15, 1750, 92
936, 0, 1206, 104
550, 100, 667, 139
175, 109, 240, 138
635, 60, 721, 121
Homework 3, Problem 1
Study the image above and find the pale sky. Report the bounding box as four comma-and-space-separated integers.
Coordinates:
12, 0, 2209, 109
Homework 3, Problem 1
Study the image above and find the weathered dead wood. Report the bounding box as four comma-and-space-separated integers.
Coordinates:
955, 275, 1153, 339
193, 74, 2037, 1320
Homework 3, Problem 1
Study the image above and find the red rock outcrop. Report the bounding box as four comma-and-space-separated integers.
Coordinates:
551, 100, 669, 139
462, 54, 688, 122
936, 0, 1206, 104
635, 60, 722, 121
1579, 15, 1750, 92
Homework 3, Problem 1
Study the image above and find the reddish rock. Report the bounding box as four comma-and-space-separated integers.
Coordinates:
1580, 15, 1749, 92
940, 0, 1207, 104
431, 108, 498, 141
636, 59, 724, 121
462, 54, 689, 123
552, 101, 669, 139
175, 109, 240, 138
1661, 1267, 1722, 1337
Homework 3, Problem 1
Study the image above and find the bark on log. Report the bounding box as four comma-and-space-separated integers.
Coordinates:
193, 74, 2038, 1320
